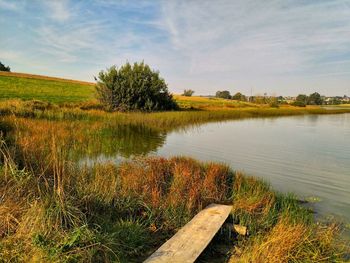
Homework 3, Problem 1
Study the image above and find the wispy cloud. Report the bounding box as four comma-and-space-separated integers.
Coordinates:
159, 1, 350, 76
0, 0, 25, 11
35, 20, 108, 62
0, 0, 18, 11
1, 0, 350, 95
45, 0, 71, 22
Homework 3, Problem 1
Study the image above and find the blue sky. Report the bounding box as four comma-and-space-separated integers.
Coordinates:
1, 0, 350, 96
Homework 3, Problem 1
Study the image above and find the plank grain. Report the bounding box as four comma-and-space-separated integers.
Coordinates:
144, 203, 232, 263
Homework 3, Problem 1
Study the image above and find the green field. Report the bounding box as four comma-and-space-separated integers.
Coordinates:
0, 73, 95, 103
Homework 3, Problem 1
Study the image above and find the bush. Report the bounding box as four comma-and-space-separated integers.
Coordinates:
291, 101, 306, 107
0, 62, 11, 72
95, 62, 178, 112
182, 89, 195, 97
308, 92, 323, 105
232, 92, 247, 101
267, 97, 279, 108
0, 61, 10, 72
216, 90, 231, 99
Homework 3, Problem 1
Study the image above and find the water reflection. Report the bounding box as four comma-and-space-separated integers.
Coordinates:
79, 114, 350, 223
83, 123, 167, 158
156, 114, 350, 223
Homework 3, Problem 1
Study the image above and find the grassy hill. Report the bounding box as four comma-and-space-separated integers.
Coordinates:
0, 71, 256, 109
0, 72, 95, 103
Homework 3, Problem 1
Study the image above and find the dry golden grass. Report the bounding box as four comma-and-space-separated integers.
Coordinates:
118, 157, 232, 214
229, 173, 349, 263
1, 95, 350, 262
233, 217, 307, 263
173, 95, 257, 110
232, 218, 348, 263
232, 172, 275, 215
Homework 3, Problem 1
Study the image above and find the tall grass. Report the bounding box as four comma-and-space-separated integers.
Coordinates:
0, 131, 235, 262
1, 100, 350, 132
1, 97, 349, 262
229, 174, 349, 262
0, 127, 349, 262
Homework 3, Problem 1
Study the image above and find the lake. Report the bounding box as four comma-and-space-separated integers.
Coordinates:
86, 113, 350, 223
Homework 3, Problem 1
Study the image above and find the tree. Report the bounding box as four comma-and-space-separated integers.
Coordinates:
250, 95, 266, 104
95, 62, 178, 111
232, 92, 247, 101
308, 92, 323, 105
215, 90, 231, 99
296, 94, 308, 103
292, 94, 308, 107
0, 61, 10, 72
182, 89, 195, 97
267, 96, 279, 108
292, 101, 306, 107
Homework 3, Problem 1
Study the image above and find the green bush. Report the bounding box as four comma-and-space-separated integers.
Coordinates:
215, 90, 231, 99
291, 101, 306, 107
232, 92, 247, 101
0, 61, 10, 72
95, 62, 178, 112
182, 89, 195, 97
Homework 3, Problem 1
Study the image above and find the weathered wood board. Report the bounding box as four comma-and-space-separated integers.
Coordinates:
144, 203, 232, 263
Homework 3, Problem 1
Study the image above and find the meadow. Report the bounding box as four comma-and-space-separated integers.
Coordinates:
0, 72, 350, 262
0, 72, 95, 103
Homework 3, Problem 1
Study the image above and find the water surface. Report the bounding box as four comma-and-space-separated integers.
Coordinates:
157, 114, 350, 222
86, 114, 350, 222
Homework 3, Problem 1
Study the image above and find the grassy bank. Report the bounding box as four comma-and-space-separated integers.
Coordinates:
1, 72, 350, 262
0, 134, 348, 262
1, 100, 350, 133
0, 112, 349, 262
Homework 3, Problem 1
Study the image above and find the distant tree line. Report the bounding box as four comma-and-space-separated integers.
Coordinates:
292, 92, 322, 107
215, 90, 247, 101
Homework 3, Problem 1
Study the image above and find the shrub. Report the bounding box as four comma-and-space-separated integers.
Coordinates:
267, 97, 279, 108
95, 62, 178, 112
308, 92, 323, 105
182, 89, 195, 97
232, 92, 247, 101
0, 61, 10, 72
216, 90, 231, 99
292, 101, 306, 107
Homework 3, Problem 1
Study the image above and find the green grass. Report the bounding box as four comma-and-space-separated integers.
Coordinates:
0, 74, 95, 103
0, 137, 348, 262
173, 95, 257, 110
0, 72, 350, 261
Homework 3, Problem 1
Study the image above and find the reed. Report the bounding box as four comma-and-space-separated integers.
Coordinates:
1, 100, 350, 132
0, 132, 348, 262
229, 174, 348, 262
1, 97, 349, 262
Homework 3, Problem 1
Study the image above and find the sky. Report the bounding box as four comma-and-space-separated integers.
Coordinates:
1, 0, 350, 96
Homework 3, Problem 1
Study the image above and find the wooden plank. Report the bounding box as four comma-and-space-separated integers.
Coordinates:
144, 203, 232, 263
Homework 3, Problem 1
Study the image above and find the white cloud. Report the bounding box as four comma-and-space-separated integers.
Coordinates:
0, 0, 20, 11
0, 49, 21, 60
0, 0, 25, 12
45, 0, 71, 22
156, 0, 350, 94
2, 0, 350, 95
35, 18, 110, 62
